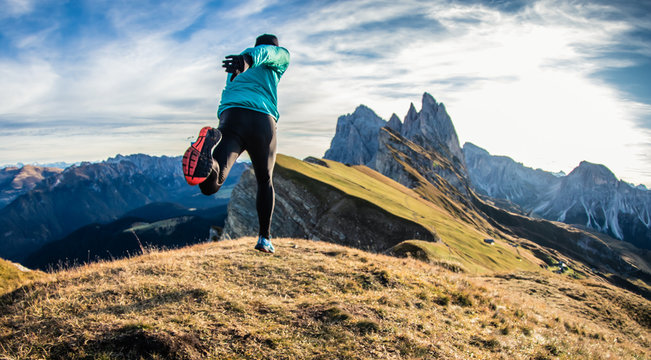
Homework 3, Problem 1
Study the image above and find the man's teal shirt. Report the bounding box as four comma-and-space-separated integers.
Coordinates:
217, 45, 290, 121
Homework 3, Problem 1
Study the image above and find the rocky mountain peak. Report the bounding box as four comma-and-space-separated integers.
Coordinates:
324, 92, 469, 195
421, 92, 438, 109
350, 104, 377, 118
566, 161, 618, 187
386, 113, 402, 132
400, 93, 464, 166
404, 103, 418, 127
323, 104, 386, 166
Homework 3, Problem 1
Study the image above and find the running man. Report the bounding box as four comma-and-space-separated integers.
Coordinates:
182, 34, 290, 253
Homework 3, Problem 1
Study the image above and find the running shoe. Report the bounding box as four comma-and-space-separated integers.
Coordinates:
182, 126, 221, 186
255, 236, 275, 253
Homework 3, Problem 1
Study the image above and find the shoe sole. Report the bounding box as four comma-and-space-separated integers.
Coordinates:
182, 127, 221, 186
255, 245, 274, 253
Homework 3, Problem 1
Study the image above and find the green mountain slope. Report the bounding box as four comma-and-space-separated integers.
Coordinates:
272, 154, 541, 273
0, 239, 647, 359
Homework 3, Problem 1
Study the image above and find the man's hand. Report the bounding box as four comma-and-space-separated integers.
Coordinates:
222, 54, 252, 80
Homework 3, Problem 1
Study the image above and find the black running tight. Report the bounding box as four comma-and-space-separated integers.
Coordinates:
199, 107, 277, 239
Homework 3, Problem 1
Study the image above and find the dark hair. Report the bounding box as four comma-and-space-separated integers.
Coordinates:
255, 34, 279, 47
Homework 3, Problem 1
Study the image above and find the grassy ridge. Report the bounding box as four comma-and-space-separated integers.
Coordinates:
0, 239, 647, 359
277, 155, 540, 273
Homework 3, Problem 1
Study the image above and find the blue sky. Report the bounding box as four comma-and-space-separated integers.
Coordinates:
1, 0, 650, 186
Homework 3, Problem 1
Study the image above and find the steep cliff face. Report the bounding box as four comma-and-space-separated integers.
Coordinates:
375, 127, 470, 201
222, 155, 438, 252
323, 105, 386, 167
464, 142, 559, 208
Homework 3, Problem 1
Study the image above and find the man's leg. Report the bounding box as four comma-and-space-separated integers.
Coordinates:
246, 115, 277, 239
199, 129, 244, 195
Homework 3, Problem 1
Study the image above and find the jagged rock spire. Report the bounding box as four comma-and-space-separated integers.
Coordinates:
386, 113, 402, 133
323, 105, 386, 166
400, 93, 464, 166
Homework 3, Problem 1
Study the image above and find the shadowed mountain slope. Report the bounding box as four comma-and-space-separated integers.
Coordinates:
22, 203, 227, 271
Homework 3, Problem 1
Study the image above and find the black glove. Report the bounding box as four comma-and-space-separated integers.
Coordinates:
222, 54, 252, 80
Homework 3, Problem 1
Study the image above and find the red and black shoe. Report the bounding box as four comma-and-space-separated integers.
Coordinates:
182, 126, 222, 186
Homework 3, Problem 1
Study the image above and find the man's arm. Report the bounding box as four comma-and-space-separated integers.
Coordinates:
242, 45, 290, 74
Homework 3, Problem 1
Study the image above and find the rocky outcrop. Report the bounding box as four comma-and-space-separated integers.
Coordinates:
386, 113, 402, 133
464, 143, 651, 250
323, 105, 386, 167
222, 158, 438, 252
324, 93, 469, 196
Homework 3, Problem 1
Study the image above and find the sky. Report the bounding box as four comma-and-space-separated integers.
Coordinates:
1, 0, 650, 186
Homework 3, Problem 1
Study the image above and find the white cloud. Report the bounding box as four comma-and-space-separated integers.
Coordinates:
0, 59, 58, 114
272, 0, 651, 185
0, 0, 650, 186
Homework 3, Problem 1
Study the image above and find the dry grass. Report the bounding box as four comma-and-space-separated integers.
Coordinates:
0, 238, 648, 359
0, 258, 42, 294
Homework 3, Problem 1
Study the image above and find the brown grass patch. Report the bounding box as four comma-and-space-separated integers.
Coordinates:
0, 238, 648, 359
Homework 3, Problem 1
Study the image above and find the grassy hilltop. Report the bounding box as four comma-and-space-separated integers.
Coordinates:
1, 238, 648, 359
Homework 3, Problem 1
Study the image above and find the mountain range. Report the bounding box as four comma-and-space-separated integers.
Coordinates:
0, 154, 247, 262
2, 92, 649, 289
464, 143, 651, 250
321, 92, 649, 250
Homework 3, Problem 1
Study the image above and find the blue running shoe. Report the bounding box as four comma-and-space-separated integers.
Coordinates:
255, 236, 275, 253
